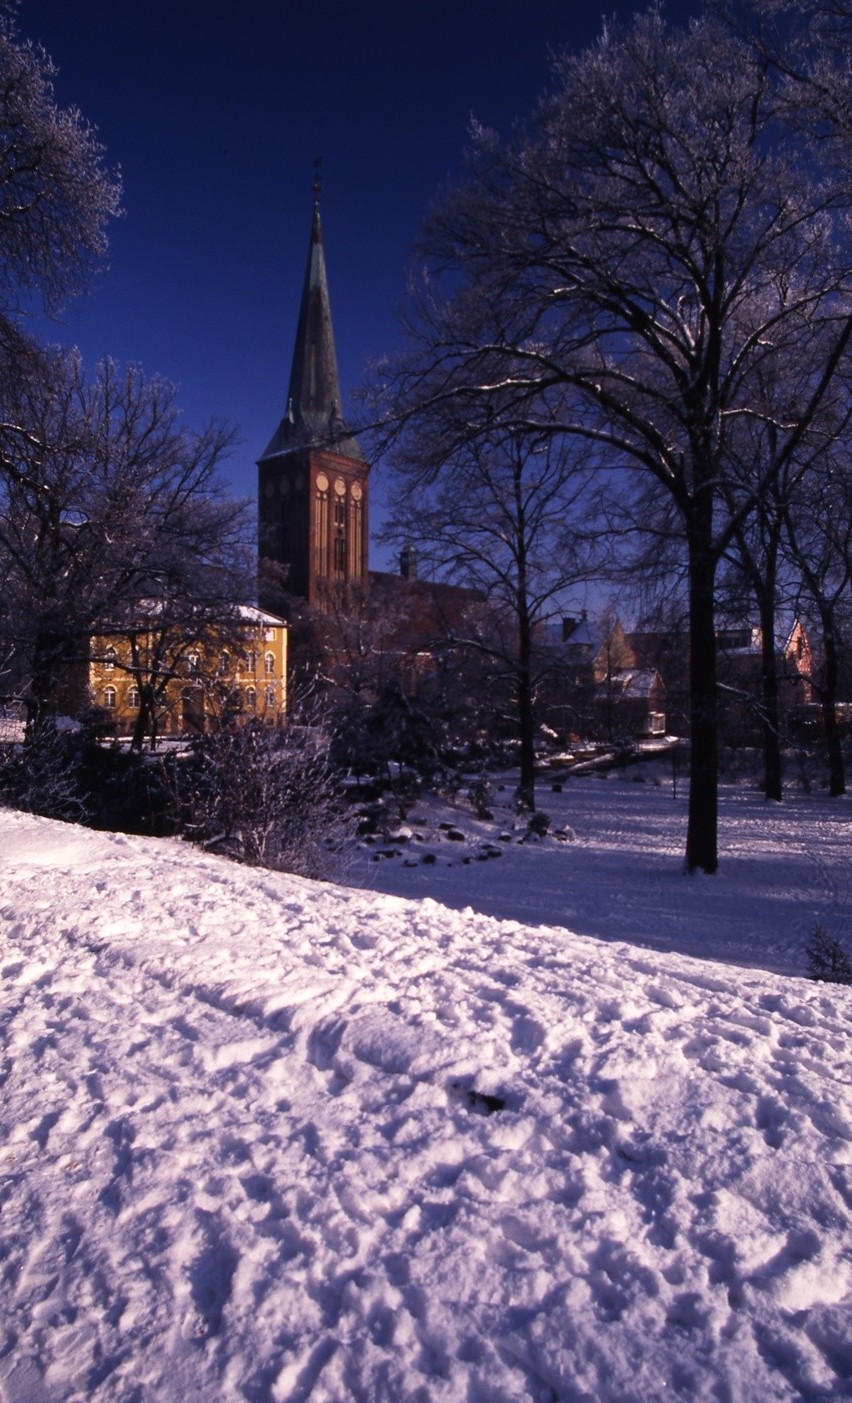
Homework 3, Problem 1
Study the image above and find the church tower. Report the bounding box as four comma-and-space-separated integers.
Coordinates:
258, 185, 369, 612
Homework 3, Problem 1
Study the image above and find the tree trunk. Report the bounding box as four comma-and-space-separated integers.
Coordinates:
24, 626, 64, 743
685, 515, 719, 874
758, 592, 783, 802
515, 615, 536, 812
820, 614, 845, 797
130, 686, 152, 752
513, 460, 536, 812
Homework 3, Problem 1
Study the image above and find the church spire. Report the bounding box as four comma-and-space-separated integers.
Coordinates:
260, 180, 363, 462
257, 180, 369, 612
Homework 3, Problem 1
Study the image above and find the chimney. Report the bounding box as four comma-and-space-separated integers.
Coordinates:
399, 543, 417, 580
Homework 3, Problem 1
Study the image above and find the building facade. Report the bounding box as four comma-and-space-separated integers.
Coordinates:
89, 606, 287, 741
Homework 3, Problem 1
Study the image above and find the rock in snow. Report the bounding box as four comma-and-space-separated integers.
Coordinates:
0, 785, 850, 1401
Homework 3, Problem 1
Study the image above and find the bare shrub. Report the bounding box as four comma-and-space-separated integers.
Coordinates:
0, 719, 88, 822
805, 924, 852, 986
173, 715, 354, 880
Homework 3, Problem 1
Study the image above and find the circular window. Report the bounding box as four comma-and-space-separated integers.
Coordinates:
295, 472, 306, 491
351, 482, 363, 501
315, 472, 329, 492
280, 476, 290, 495
334, 478, 346, 496
264, 480, 275, 498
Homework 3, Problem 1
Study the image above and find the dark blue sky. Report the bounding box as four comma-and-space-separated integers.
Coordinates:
23, 0, 697, 563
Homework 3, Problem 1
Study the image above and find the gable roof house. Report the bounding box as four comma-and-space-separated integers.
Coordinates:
627, 616, 814, 745
544, 612, 667, 741
713, 616, 813, 746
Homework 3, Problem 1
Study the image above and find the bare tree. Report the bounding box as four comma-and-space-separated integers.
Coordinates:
0, 7, 120, 323
0, 13, 254, 768
741, 0, 852, 167
718, 388, 810, 801
0, 4, 120, 449
375, 7, 852, 872
383, 420, 595, 808
0, 351, 248, 738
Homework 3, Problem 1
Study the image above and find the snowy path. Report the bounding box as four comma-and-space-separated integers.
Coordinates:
0, 813, 851, 1400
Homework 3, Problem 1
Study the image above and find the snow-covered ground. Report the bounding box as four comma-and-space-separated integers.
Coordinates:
1, 776, 851, 1401
354, 767, 852, 977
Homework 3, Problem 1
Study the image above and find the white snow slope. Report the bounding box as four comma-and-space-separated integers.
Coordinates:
1, 779, 851, 1402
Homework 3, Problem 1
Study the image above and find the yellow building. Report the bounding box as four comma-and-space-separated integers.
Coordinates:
89, 605, 288, 742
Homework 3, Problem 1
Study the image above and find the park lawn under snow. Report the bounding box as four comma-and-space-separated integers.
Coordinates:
0, 776, 851, 1402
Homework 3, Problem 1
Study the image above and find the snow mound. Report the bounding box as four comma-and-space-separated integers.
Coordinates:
0, 809, 850, 1401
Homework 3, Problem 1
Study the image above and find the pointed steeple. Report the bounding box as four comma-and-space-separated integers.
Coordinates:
257, 179, 370, 612
260, 181, 363, 462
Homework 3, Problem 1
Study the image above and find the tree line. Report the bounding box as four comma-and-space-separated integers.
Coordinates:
371, 0, 852, 873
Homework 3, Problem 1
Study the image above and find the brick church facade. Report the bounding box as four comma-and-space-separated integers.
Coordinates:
258, 186, 369, 613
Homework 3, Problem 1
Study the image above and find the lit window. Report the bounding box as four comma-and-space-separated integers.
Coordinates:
103, 687, 116, 709
264, 652, 275, 676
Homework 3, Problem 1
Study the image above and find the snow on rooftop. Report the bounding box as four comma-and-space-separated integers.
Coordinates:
0, 777, 850, 1400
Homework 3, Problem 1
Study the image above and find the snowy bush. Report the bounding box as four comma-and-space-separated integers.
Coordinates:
467, 771, 494, 819
806, 924, 852, 986
172, 717, 354, 880
0, 722, 88, 822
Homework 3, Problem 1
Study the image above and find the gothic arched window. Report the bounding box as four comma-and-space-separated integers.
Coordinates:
315, 472, 330, 578
349, 481, 364, 578
333, 478, 347, 579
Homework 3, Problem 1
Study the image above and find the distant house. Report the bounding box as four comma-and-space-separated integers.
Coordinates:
89, 605, 287, 742
627, 628, 691, 736
548, 612, 667, 740
594, 668, 667, 741
628, 616, 813, 743
714, 617, 812, 744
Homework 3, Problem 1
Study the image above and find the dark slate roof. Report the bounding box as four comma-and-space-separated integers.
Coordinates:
260, 193, 364, 464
